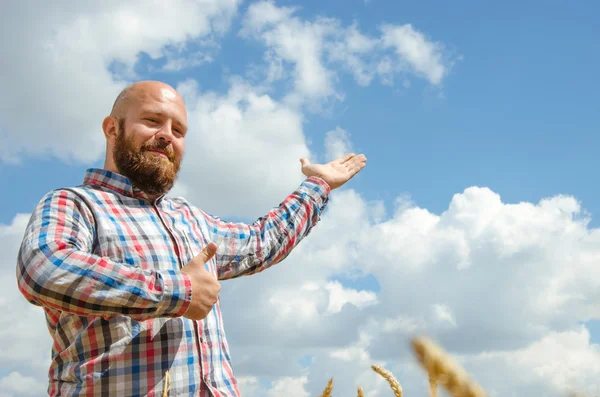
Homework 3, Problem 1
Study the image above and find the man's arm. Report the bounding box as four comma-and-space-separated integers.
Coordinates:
16, 188, 192, 320
205, 176, 330, 280
207, 152, 367, 280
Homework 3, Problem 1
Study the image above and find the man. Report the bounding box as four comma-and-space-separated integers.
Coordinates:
16, 81, 366, 396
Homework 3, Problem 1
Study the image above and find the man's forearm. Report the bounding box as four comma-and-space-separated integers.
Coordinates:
16, 189, 192, 320
211, 176, 330, 280
17, 242, 192, 320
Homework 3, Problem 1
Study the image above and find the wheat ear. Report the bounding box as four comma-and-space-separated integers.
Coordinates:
411, 336, 486, 397
357, 385, 365, 397
319, 378, 333, 397
371, 365, 403, 397
162, 370, 171, 397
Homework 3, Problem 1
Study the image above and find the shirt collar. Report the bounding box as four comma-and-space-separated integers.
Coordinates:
83, 168, 166, 203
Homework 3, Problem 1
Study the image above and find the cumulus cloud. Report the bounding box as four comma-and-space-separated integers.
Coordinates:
240, 1, 338, 107
0, 0, 241, 164
380, 24, 447, 85
215, 184, 600, 396
363, 188, 600, 358
0, 214, 52, 396
0, 372, 47, 397
234, 375, 314, 397
325, 281, 377, 314
470, 327, 600, 396
241, 0, 454, 108
324, 126, 354, 162
266, 376, 311, 397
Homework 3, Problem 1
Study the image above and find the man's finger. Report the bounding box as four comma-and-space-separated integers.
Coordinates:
349, 163, 366, 176
196, 242, 218, 264
349, 154, 366, 164
337, 153, 355, 164
344, 155, 366, 169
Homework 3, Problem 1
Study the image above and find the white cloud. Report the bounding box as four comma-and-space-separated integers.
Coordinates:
324, 126, 353, 162
216, 182, 600, 396
160, 50, 215, 72
325, 281, 377, 314
380, 24, 447, 85
431, 303, 458, 328
242, 0, 297, 28
329, 332, 372, 362
0, 372, 47, 396
464, 327, 600, 397
382, 315, 426, 334
0, 214, 52, 396
236, 376, 261, 397
241, 1, 453, 108
509, 327, 600, 394
241, 1, 338, 107
235, 375, 313, 397
326, 23, 380, 87
363, 187, 600, 358
268, 282, 326, 327
0, 0, 241, 164
267, 376, 310, 397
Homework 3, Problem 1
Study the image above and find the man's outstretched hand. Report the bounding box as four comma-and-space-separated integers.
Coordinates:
300, 153, 367, 190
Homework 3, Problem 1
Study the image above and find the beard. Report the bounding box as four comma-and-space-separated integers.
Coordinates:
112, 119, 182, 196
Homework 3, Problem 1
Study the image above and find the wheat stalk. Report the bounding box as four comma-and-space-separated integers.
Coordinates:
319, 378, 333, 397
411, 336, 486, 397
162, 370, 171, 397
371, 365, 403, 397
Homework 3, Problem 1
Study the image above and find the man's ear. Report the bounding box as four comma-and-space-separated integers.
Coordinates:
102, 116, 118, 141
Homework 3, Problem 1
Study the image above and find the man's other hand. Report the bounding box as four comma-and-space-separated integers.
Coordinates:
181, 242, 221, 321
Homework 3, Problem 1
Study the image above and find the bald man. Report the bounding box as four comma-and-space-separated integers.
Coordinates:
16, 81, 367, 397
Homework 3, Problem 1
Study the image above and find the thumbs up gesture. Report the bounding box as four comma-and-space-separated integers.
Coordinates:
181, 242, 221, 320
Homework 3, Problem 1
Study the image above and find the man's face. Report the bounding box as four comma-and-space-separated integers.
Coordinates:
111, 86, 188, 196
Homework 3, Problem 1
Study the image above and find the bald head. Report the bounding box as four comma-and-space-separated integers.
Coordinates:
110, 80, 185, 119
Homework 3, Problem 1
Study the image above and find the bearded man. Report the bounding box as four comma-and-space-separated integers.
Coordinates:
16, 81, 367, 397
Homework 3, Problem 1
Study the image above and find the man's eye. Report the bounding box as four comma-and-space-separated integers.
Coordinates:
145, 118, 158, 123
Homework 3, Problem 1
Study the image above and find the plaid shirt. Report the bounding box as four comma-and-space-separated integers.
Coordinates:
16, 168, 330, 396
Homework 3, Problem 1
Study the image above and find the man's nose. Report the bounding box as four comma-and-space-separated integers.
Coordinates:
155, 122, 175, 143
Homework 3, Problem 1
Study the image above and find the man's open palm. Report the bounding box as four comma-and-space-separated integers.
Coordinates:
300, 153, 367, 190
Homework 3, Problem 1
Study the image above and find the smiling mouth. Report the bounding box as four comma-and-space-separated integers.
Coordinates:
145, 149, 169, 159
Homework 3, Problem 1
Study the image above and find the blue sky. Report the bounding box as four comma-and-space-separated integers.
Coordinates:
1, 1, 600, 396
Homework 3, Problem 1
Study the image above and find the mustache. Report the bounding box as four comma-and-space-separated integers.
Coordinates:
141, 140, 176, 161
